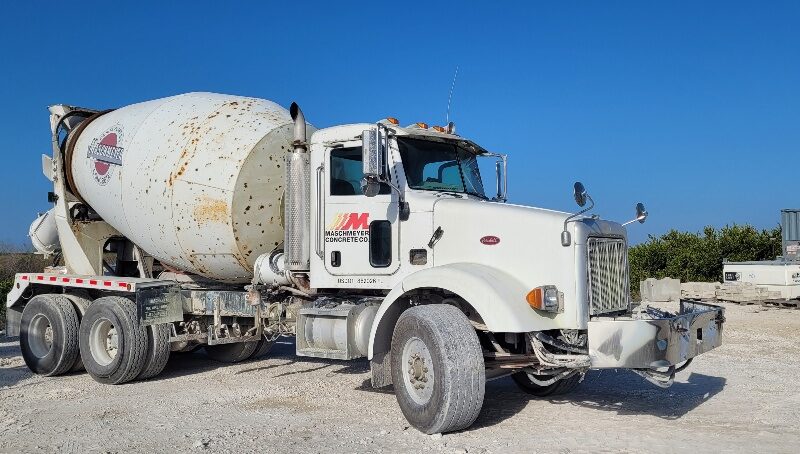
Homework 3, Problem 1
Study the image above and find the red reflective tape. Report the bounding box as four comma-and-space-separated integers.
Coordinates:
103, 281, 112, 287
49, 276, 57, 282
36, 275, 44, 281
89, 280, 98, 285
61, 277, 70, 283
118, 282, 129, 289
21, 275, 28, 280
75, 279, 84, 284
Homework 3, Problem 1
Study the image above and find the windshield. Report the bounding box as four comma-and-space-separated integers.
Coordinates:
397, 137, 486, 198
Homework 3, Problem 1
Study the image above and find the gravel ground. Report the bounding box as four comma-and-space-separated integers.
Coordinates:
1, 303, 799, 453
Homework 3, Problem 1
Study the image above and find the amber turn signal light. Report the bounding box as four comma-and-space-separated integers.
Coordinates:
526, 288, 545, 310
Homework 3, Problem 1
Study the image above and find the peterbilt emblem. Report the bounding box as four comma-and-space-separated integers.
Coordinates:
480, 235, 500, 245
87, 126, 125, 186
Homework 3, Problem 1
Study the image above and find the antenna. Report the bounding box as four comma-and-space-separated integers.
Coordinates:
446, 65, 459, 124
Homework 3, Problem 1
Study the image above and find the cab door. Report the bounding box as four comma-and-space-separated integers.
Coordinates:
322, 144, 400, 277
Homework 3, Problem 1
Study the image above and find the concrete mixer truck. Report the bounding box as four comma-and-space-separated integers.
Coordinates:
5, 92, 725, 433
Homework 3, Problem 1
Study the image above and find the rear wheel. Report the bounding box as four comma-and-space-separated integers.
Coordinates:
205, 340, 259, 363
390, 305, 485, 434
63, 293, 92, 373
79, 296, 148, 384
511, 371, 582, 396
19, 294, 80, 376
136, 323, 171, 380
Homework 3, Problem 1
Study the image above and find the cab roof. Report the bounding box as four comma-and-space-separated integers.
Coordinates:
312, 123, 490, 155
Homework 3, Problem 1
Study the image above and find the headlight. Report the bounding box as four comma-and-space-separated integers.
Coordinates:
526, 285, 564, 313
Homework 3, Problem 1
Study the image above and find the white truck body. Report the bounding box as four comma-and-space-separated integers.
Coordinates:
6, 92, 725, 433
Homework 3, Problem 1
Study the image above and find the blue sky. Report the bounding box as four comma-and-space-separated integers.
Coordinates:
1, 1, 797, 246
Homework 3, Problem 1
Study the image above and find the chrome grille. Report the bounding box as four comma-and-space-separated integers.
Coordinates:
587, 237, 629, 315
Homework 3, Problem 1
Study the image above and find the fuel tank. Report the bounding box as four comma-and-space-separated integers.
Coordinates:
67, 92, 312, 282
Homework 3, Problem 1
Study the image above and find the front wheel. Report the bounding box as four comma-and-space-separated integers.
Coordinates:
390, 305, 485, 434
205, 340, 258, 363
511, 370, 582, 396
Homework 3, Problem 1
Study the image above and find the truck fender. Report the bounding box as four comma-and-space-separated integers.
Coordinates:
368, 262, 554, 361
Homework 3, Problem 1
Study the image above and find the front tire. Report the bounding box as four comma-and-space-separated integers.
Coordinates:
248, 337, 275, 360
390, 305, 485, 434
205, 340, 259, 363
511, 371, 582, 396
19, 294, 80, 376
78, 296, 148, 384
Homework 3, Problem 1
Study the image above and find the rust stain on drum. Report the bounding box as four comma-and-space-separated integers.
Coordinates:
193, 197, 229, 224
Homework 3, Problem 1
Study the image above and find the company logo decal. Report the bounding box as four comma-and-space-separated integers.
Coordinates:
480, 235, 500, 245
87, 126, 125, 186
326, 212, 370, 243
328, 212, 369, 230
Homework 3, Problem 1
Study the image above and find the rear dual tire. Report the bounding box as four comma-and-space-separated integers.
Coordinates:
78, 296, 170, 384
137, 323, 171, 380
19, 295, 80, 376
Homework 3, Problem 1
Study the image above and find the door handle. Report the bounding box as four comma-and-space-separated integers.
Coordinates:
315, 164, 324, 259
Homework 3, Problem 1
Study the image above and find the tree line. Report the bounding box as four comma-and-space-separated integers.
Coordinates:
629, 224, 782, 297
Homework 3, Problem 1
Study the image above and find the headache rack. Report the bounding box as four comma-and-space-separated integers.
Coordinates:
587, 237, 630, 315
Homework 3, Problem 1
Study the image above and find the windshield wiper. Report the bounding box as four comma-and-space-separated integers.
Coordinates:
435, 191, 464, 198
464, 190, 489, 200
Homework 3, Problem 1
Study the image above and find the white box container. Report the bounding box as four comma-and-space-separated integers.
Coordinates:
723, 261, 800, 299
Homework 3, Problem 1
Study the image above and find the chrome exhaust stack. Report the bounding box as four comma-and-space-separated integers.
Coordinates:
285, 102, 311, 271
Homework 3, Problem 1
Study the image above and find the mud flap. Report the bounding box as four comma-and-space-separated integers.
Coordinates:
136, 284, 183, 326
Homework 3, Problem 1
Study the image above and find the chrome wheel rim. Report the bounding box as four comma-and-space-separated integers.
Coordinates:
401, 336, 435, 405
89, 318, 118, 366
28, 313, 53, 358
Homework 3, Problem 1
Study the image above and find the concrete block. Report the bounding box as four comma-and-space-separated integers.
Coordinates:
681, 282, 720, 299
640, 277, 681, 302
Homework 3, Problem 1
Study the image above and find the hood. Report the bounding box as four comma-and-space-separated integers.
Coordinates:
431, 199, 626, 326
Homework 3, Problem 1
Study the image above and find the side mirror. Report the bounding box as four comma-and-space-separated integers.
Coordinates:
635, 202, 648, 224
622, 202, 649, 226
482, 152, 508, 202
362, 128, 385, 179
562, 181, 595, 247
362, 128, 386, 198
573, 182, 587, 207
360, 176, 381, 197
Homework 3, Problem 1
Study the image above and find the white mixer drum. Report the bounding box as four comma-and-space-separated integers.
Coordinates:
69, 93, 309, 282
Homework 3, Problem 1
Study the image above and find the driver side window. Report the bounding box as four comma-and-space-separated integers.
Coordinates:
330, 147, 391, 196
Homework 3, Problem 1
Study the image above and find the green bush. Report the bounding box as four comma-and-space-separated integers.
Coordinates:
629, 224, 782, 298
0, 249, 50, 332
0, 279, 11, 331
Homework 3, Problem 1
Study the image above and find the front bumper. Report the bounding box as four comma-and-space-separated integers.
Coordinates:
587, 300, 724, 369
